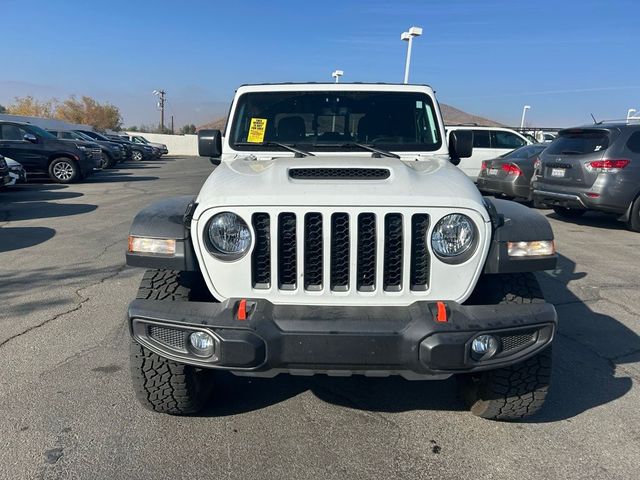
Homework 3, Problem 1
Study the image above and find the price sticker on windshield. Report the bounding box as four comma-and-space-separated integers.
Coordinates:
247, 118, 268, 143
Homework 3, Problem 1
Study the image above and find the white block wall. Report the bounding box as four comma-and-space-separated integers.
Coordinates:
126, 132, 199, 156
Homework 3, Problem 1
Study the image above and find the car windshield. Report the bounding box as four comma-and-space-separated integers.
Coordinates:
25, 125, 57, 139
229, 90, 442, 152
134, 136, 149, 144
545, 130, 609, 155
502, 144, 546, 160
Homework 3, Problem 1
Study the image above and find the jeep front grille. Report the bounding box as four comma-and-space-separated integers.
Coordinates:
251, 211, 430, 294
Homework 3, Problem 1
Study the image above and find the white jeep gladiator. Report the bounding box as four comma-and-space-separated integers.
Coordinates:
126, 83, 557, 420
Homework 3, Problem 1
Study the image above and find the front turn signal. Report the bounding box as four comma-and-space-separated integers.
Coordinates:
128, 236, 176, 255
507, 240, 555, 257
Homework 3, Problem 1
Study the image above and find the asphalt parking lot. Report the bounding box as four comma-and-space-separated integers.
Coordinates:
1, 156, 639, 480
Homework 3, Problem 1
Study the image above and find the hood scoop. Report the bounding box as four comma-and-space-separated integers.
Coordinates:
289, 167, 391, 180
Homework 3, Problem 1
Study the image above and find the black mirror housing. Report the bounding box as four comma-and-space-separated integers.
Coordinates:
448, 130, 473, 164
198, 129, 222, 160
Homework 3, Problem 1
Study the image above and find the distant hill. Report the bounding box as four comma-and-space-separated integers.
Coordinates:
198, 103, 502, 131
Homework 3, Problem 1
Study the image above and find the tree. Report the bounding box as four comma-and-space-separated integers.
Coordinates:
180, 124, 197, 135
56, 95, 122, 131
6, 96, 57, 117
0, 104, 6, 114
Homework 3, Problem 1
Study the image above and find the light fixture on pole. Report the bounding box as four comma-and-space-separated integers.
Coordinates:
153, 89, 166, 132
332, 70, 344, 83
401, 26, 422, 84
520, 105, 531, 130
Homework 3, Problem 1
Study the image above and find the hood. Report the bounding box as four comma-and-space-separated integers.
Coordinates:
194, 155, 488, 220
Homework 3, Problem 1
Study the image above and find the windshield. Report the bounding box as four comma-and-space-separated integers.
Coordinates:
229, 91, 442, 152
25, 125, 57, 139
503, 144, 546, 159
75, 131, 97, 142
546, 130, 609, 155
134, 136, 149, 144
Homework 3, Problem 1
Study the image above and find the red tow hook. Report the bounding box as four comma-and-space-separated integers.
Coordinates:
237, 299, 248, 321
435, 301, 448, 323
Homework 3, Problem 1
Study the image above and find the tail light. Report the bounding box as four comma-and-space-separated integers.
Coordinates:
480, 161, 488, 172
501, 163, 522, 176
585, 159, 630, 173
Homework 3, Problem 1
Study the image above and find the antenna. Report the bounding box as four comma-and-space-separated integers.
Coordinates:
590, 113, 597, 124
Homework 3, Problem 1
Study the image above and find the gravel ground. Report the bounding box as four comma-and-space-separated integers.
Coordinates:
0, 156, 639, 480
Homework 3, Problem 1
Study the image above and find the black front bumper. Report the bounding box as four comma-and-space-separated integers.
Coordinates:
128, 299, 556, 379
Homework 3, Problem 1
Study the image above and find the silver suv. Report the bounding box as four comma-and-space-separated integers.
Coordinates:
533, 123, 640, 231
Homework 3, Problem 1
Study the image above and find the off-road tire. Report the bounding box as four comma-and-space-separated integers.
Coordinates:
552, 206, 585, 219
130, 269, 214, 415
48, 157, 79, 183
460, 273, 552, 421
628, 195, 640, 232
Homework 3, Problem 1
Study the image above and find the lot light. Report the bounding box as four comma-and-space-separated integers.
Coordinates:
507, 240, 555, 257
128, 236, 176, 255
401, 26, 423, 84
332, 70, 344, 83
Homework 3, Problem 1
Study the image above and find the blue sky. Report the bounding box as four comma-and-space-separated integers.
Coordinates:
1, 0, 638, 128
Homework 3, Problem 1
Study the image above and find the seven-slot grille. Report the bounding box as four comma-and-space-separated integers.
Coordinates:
251, 211, 430, 293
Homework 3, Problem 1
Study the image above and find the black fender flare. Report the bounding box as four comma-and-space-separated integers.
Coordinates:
126, 196, 200, 271
483, 198, 557, 274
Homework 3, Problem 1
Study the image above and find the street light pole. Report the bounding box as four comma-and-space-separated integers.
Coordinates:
153, 89, 166, 133
332, 70, 343, 83
520, 105, 531, 130
401, 26, 422, 84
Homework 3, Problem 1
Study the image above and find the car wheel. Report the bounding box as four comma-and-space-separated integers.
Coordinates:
459, 273, 552, 421
628, 196, 640, 232
132, 150, 143, 161
130, 269, 215, 415
48, 157, 79, 183
102, 153, 116, 169
552, 206, 586, 218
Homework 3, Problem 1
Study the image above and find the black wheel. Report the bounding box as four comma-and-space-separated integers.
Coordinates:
132, 150, 143, 161
130, 269, 214, 415
101, 152, 116, 169
552, 206, 585, 218
628, 195, 640, 232
459, 273, 552, 421
48, 157, 79, 183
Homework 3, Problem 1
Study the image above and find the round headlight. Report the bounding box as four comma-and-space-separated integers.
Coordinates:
431, 214, 477, 260
207, 212, 251, 259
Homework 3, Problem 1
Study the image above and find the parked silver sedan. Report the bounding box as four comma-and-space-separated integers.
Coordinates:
477, 144, 547, 201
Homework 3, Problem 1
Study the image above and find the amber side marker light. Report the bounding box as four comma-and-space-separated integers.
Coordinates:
507, 240, 555, 257
128, 236, 176, 255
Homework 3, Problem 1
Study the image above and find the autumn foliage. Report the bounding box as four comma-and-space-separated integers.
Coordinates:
5, 95, 122, 131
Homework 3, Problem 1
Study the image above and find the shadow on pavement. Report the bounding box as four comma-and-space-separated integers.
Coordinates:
1, 201, 97, 221
87, 174, 158, 183
0, 227, 56, 253
0, 185, 84, 202
197, 253, 637, 422
546, 210, 627, 231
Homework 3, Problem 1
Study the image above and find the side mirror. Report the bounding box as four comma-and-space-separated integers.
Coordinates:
24, 133, 38, 144
448, 130, 473, 165
198, 129, 222, 165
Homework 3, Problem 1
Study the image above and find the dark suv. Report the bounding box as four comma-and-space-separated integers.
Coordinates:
0, 154, 11, 188
49, 129, 124, 169
533, 123, 640, 231
0, 121, 98, 183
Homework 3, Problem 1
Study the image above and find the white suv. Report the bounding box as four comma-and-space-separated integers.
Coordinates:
125, 83, 557, 421
445, 126, 531, 180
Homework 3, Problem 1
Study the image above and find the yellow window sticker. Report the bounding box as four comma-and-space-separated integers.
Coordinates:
247, 118, 268, 143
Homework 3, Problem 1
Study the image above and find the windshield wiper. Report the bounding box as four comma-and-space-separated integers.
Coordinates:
234, 141, 314, 157
312, 142, 400, 159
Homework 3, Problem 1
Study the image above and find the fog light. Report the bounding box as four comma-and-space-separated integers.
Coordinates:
471, 335, 500, 359
189, 331, 216, 357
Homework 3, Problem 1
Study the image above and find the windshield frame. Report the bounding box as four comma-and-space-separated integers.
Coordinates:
24, 124, 57, 139
228, 89, 443, 154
